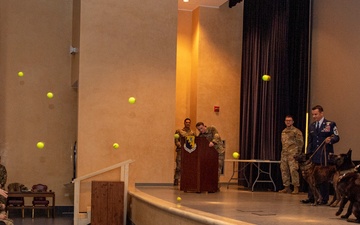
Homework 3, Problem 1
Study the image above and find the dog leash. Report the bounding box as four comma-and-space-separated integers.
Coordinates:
308, 139, 327, 161
308, 134, 334, 166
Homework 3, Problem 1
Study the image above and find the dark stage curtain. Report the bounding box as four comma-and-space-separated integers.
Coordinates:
238, 0, 310, 189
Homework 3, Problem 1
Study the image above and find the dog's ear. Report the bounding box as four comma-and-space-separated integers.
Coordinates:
348, 149, 352, 157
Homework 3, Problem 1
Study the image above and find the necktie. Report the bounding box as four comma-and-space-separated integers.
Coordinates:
316, 122, 320, 132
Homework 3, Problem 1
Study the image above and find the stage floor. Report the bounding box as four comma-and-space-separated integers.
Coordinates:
136, 184, 355, 225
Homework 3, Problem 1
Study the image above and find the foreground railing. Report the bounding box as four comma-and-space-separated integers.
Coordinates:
72, 159, 135, 225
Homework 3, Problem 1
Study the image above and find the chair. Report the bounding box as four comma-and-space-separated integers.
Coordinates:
6, 183, 25, 218
31, 184, 50, 218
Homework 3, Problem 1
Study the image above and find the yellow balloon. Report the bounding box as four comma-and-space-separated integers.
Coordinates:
18, 71, 24, 77
174, 134, 180, 139
177, 196, 181, 201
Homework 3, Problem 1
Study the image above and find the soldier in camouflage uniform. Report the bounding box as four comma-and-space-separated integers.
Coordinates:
0, 157, 7, 205
195, 122, 225, 189
0, 157, 12, 225
174, 118, 195, 186
279, 115, 304, 194
0, 188, 11, 225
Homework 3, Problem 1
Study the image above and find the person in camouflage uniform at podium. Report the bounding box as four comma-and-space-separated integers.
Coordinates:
195, 122, 225, 189
279, 115, 304, 194
173, 118, 195, 186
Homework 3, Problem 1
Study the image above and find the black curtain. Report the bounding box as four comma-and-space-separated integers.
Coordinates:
238, 0, 310, 188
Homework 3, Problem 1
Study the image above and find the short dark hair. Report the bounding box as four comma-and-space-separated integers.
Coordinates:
285, 115, 294, 120
312, 105, 324, 112
195, 122, 204, 127
184, 118, 191, 123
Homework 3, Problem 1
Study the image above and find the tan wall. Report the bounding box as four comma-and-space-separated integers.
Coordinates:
311, 0, 360, 159
176, 9, 198, 127
176, 3, 243, 184
0, 0, 77, 206
196, 4, 243, 182
71, 0, 80, 87
76, 0, 178, 209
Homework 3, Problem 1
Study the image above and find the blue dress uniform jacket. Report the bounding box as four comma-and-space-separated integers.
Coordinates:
307, 118, 340, 164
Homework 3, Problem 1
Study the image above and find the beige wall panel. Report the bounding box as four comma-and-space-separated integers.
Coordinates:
176, 10, 195, 129
190, 9, 200, 127
77, 0, 178, 209
311, 0, 360, 159
196, 3, 243, 182
71, 0, 81, 87
0, 0, 77, 206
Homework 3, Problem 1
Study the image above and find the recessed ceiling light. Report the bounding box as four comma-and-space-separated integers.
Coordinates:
183, 0, 189, 2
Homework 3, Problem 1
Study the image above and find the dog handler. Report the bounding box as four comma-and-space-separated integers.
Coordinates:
301, 105, 340, 204
279, 115, 304, 194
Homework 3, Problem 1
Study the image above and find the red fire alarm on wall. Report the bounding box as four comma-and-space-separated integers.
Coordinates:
214, 106, 220, 112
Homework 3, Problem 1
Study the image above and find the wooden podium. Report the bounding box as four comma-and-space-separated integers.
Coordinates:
180, 136, 218, 192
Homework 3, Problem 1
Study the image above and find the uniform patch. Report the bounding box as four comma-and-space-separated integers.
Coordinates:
323, 125, 330, 132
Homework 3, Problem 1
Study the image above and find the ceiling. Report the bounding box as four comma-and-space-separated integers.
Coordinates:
178, 0, 228, 11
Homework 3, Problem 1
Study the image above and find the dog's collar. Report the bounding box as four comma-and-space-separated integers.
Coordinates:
339, 168, 356, 175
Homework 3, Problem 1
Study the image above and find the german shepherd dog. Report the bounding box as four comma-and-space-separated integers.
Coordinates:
328, 149, 355, 207
295, 149, 354, 206
335, 164, 360, 221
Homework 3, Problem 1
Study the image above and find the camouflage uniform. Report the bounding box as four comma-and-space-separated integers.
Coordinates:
280, 126, 303, 187
174, 127, 195, 180
0, 164, 7, 205
197, 126, 225, 179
